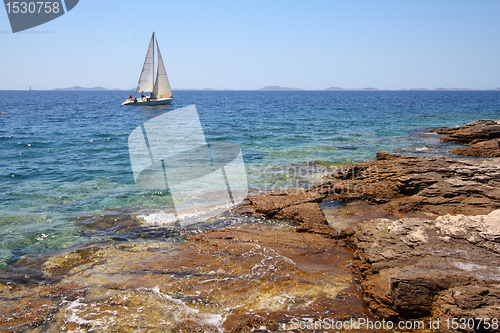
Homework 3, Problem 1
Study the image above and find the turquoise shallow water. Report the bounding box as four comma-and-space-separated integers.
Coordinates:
1, 90, 499, 265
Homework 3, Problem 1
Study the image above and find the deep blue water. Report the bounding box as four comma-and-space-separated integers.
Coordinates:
0, 90, 499, 265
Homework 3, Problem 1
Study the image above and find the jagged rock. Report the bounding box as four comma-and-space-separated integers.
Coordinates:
274, 202, 329, 226
312, 153, 500, 216
434, 119, 500, 144
344, 210, 500, 331
233, 189, 338, 235
432, 120, 500, 157
241, 188, 325, 216
449, 138, 500, 157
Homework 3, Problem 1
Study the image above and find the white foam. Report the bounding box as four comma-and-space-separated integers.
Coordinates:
65, 298, 95, 326
138, 202, 234, 226
415, 145, 429, 151
149, 286, 225, 330
138, 211, 178, 225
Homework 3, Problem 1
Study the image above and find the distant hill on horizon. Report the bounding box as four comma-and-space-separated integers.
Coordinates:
324, 87, 380, 91
54, 86, 125, 91
257, 86, 304, 91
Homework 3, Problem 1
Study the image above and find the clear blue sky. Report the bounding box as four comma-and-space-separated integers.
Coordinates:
1, 0, 500, 90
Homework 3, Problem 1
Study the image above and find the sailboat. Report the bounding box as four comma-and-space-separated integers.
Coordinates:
123, 32, 174, 106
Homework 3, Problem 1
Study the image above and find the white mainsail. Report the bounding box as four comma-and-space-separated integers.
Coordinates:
151, 41, 173, 99
136, 34, 155, 93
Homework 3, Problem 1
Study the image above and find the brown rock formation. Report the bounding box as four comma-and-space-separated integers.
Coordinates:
233, 189, 339, 237
449, 138, 500, 157
236, 189, 325, 217
0, 226, 371, 332
231, 151, 500, 331
312, 152, 500, 216
433, 119, 500, 157
345, 210, 500, 332
435, 119, 500, 144
0, 283, 85, 331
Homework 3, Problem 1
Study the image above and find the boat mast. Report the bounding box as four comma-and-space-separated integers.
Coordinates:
152, 31, 155, 96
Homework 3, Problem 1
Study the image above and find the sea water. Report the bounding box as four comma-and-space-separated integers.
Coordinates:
0, 90, 499, 265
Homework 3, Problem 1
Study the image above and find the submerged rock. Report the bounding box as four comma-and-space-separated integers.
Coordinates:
344, 210, 500, 331
0, 283, 85, 331
0, 225, 372, 332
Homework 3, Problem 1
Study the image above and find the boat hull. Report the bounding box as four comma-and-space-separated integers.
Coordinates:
122, 97, 173, 106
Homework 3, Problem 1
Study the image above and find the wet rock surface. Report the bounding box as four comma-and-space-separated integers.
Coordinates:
313, 152, 500, 216
344, 210, 500, 332
433, 119, 500, 157
0, 224, 375, 332
0, 283, 85, 331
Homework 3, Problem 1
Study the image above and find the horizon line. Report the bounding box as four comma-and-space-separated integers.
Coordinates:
4, 86, 500, 92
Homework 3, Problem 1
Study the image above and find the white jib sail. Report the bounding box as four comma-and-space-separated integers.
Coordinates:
151, 41, 173, 99
136, 34, 155, 93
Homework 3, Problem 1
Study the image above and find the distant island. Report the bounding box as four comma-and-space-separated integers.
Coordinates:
257, 86, 304, 91
52, 86, 500, 92
54, 86, 126, 91
324, 87, 380, 91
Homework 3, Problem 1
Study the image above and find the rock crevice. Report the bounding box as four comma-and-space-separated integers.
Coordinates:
344, 210, 500, 328
312, 152, 500, 216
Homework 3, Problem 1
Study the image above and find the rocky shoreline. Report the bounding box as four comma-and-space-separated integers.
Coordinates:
315, 151, 500, 216
1, 120, 499, 332
434, 119, 500, 157
235, 120, 500, 332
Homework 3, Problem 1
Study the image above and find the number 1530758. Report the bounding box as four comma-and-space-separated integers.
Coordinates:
5, 1, 60, 14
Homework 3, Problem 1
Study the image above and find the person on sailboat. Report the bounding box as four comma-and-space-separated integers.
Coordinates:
141, 91, 145, 98
129, 94, 133, 100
